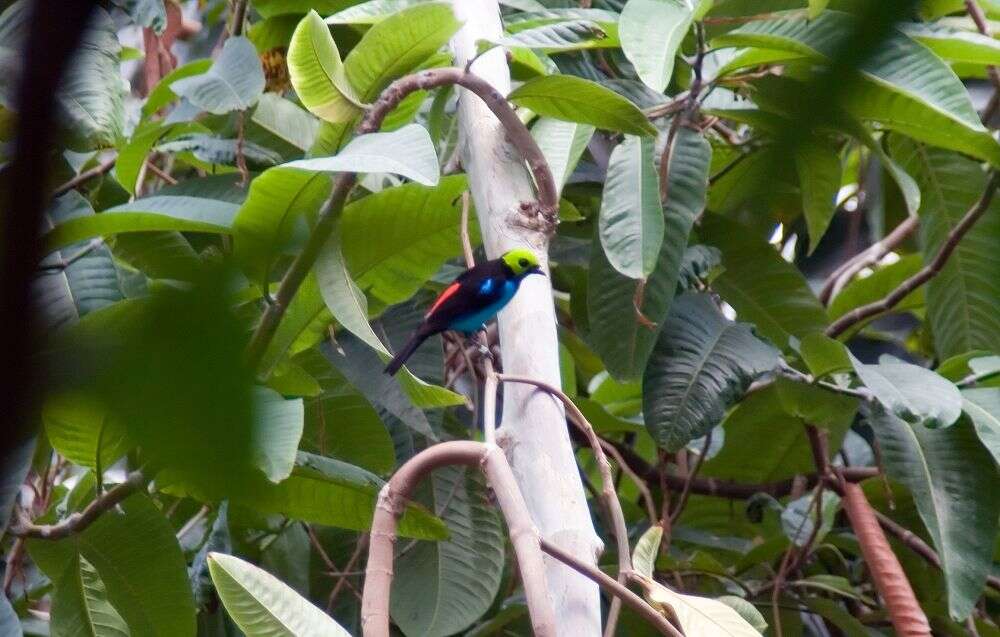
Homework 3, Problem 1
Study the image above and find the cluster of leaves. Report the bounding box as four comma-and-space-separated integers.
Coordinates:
1, 0, 999, 635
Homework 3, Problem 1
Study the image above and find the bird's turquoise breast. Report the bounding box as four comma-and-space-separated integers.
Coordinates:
450, 280, 518, 333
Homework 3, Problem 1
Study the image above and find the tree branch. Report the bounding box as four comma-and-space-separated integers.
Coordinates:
244, 67, 558, 368
965, 0, 1000, 121
360, 440, 557, 637
51, 155, 117, 197
819, 215, 918, 305
838, 478, 931, 636
826, 171, 1000, 337
539, 539, 683, 637
9, 470, 147, 540
229, 0, 249, 36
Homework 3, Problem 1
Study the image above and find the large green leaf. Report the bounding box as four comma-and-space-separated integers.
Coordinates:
258, 272, 332, 380
851, 354, 962, 429
59, 8, 124, 149
643, 293, 781, 452
208, 552, 351, 636
314, 229, 464, 408
340, 175, 471, 305
794, 136, 841, 254
287, 10, 363, 124
251, 93, 320, 151
530, 117, 594, 192
493, 19, 618, 52
343, 2, 460, 101
712, 12, 1000, 164
901, 22, 1000, 66
253, 0, 357, 17
588, 127, 711, 380
240, 452, 448, 539
51, 554, 130, 637
508, 74, 657, 136
42, 392, 130, 471
639, 578, 764, 637
700, 215, 828, 350
115, 121, 207, 195
282, 124, 440, 185
869, 406, 1000, 621
961, 388, 1000, 465
302, 391, 396, 475
141, 59, 212, 117
28, 495, 196, 637
171, 36, 265, 114
156, 135, 284, 168
619, 0, 692, 92
889, 139, 1000, 360
35, 192, 124, 331
598, 135, 664, 280
43, 196, 240, 252
391, 464, 505, 636
233, 168, 332, 291
252, 387, 304, 484
325, 0, 430, 24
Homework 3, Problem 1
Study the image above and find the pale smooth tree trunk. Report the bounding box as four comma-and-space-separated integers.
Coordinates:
449, 2, 604, 634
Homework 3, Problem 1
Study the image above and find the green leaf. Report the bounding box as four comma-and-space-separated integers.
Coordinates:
796, 333, 851, 378
701, 215, 827, 349
115, 121, 207, 195
343, 2, 461, 101
43, 196, 239, 252
962, 388, 1000, 465
781, 491, 840, 547
208, 552, 351, 636
852, 354, 963, 429
589, 127, 711, 380
171, 37, 264, 115
639, 578, 764, 637
598, 135, 664, 280
315, 231, 464, 408
59, 8, 124, 149
643, 293, 780, 452
253, 0, 358, 18
341, 175, 471, 305
716, 597, 768, 634
287, 10, 363, 124
156, 135, 284, 168
493, 20, 617, 52
793, 136, 841, 254
712, 12, 1000, 165
252, 387, 304, 483
282, 124, 439, 185
51, 554, 130, 637
869, 406, 1000, 621
303, 392, 396, 475
142, 59, 212, 117
28, 495, 197, 637
619, 0, 692, 92
233, 168, 332, 291
808, 0, 829, 18
240, 452, 447, 539
531, 118, 594, 193
508, 74, 658, 136
391, 465, 505, 636
42, 392, 130, 470
901, 22, 1000, 66
35, 192, 124, 331
325, 0, 429, 24
632, 524, 664, 579
252, 93, 320, 152
889, 139, 1000, 360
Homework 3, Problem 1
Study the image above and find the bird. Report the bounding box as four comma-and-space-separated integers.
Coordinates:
384, 248, 544, 375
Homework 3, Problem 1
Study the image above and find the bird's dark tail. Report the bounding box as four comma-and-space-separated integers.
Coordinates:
384, 330, 429, 376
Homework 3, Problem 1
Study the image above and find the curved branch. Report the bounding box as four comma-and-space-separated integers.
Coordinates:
819, 215, 918, 305
9, 470, 146, 540
245, 67, 557, 368
826, 171, 1000, 337
540, 539, 683, 637
839, 479, 931, 636
360, 440, 556, 637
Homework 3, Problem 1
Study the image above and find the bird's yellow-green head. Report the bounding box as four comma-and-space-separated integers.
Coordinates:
501, 248, 544, 278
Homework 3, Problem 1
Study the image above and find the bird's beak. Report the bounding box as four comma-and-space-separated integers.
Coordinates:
529, 265, 545, 277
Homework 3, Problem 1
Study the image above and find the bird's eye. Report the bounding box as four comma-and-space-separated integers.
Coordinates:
519, 258, 529, 267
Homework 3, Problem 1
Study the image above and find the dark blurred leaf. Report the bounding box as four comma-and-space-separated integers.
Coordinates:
796, 333, 851, 378
794, 136, 841, 254
643, 293, 780, 451
0, 436, 34, 538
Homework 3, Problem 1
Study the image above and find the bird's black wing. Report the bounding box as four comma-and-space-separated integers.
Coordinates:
422, 259, 508, 331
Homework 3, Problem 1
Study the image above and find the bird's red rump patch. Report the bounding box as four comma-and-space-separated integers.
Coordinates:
427, 282, 460, 316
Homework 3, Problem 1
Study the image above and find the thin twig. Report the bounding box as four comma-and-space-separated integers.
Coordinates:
38, 239, 105, 272
328, 534, 367, 609
244, 67, 558, 369
539, 539, 683, 637
10, 470, 147, 540
51, 155, 117, 197
966, 1, 1000, 121
668, 433, 712, 524
176, 505, 209, 541
819, 215, 919, 305
145, 160, 178, 186
229, 0, 249, 36
826, 171, 1000, 337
